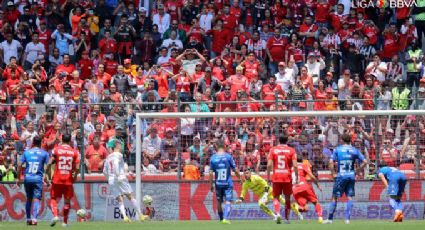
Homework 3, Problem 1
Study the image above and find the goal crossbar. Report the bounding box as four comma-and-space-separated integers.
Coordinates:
134, 109, 425, 204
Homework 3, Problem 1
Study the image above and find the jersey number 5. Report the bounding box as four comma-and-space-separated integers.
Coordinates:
58, 156, 73, 171
277, 155, 286, 169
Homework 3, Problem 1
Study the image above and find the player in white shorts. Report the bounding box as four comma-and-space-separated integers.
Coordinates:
103, 139, 146, 222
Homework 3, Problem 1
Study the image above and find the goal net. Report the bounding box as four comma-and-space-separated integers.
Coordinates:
134, 110, 425, 208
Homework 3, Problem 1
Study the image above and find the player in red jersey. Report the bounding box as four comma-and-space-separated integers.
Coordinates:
293, 157, 323, 223
267, 135, 298, 224
46, 134, 80, 227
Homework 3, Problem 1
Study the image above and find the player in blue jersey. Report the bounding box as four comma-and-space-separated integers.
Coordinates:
209, 139, 241, 224
323, 133, 367, 224
17, 136, 50, 226
378, 165, 407, 222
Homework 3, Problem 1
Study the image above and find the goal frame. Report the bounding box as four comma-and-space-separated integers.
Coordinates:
134, 109, 425, 205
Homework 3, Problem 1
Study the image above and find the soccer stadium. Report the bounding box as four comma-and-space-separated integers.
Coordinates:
0, 0, 424, 229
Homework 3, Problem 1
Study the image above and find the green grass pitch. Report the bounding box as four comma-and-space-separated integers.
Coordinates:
1, 220, 424, 230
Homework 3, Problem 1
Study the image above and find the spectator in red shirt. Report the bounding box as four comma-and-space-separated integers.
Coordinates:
77, 51, 94, 80
266, 28, 288, 75
4, 1, 20, 25
2, 57, 24, 80
208, 19, 228, 58
219, 5, 238, 43
98, 30, 117, 58
261, 75, 285, 109
85, 135, 108, 173
226, 65, 249, 94
55, 54, 76, 76
215, 84, 237, 112
381, 23, 400, 61
299, 15, 319, 50
315, 0, 331, 28
330, 4, 347, 32
13, 88, 31, 123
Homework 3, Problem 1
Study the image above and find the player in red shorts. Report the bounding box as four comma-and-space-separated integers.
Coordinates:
46, 133, 80, 227
267, 135, 298, 224
293, 157, 323, 223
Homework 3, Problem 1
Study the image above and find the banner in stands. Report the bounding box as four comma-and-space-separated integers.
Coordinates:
0, 181, 424, 221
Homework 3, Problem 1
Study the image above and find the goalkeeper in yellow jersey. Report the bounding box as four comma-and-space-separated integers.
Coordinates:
235, 168, 303, 220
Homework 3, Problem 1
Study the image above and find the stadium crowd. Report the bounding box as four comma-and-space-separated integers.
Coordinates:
0, 0, 425, 181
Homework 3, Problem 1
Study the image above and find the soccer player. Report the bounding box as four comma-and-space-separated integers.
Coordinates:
293, 158, 323, 223
324, 133, 367, 224
17, 136, 49, 226
103, 139, 146, 222
236, 168, 302, 220
267, 135, 298, 224
47, 133, 80, 227
378, 165, 407, 222
209, 139, 241, 224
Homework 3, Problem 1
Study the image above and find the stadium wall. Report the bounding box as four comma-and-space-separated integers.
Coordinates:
0, 180, 424, 221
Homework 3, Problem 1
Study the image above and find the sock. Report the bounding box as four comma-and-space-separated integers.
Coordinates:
26, 200, 32, 220
285, 199, 291, 220
63, 203, 70, 224
345, 200, 353, 220
328, 201, 337, 220
273, 198, 281, 215
260, 204, 275, 217
32, 199, 40, 220
130, 198, 142, 216
50, 199, 58, 217
389, 198, 397, 211
218, 211, 223, 221
119, 201, 127, 219
315, 203, 323, 217
395, 199, 403, 212
223, 203, 231, 220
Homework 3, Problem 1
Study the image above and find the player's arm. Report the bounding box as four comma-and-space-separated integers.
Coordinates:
16, 152, 26, 184
46, 156, 56, 181
329, 149, 337, 178
378, 172, 388, 188
43, 153, 51, 185
72, 162, 80, 182
292, 152, 299, 184
356, 151, 368, 174
305, 168, 322, 191
266, 158, 273, 183
72, 153, 80, 182
236, 181, 249, 203
209, 169, 214, 192
209, 157, 215, 192
329, 159, 335, 178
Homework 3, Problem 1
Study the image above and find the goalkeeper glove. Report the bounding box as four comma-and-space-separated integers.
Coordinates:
235, 198, 243, 204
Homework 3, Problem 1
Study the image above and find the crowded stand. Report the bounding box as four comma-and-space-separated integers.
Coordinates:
0, 0, 425, 181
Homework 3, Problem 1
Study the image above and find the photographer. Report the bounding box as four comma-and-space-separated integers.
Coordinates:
175, 48, 206, 76
114, 14, 137, 61
305, 53, 325, 86
161, 31, 183, 54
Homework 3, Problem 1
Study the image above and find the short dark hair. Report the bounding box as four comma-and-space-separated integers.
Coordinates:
341, 133, 351, 144
32, 136, 42, 147
279, 135, 288, 144
62, 133, 72, 143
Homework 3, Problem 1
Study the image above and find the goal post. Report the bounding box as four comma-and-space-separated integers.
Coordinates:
135, 110, 425, 205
